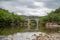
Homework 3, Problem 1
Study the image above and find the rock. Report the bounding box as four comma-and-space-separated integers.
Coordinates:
32, 32, 60, 40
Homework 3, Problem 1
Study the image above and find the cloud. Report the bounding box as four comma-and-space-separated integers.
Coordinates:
34, 2, 45, 8
35, 0, 60, 9
0, 0, 60, 16
35, 0, 53, 2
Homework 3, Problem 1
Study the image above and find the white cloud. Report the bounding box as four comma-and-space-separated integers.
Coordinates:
15, 6, 54, 16
34, 2, 45, 8
26, 7, 54, 16
17, 13, 22, 15
0, 0, 59, 16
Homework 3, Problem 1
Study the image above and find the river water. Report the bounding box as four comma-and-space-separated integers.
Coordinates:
1, 32, 60, 40
4, 32, 44, 40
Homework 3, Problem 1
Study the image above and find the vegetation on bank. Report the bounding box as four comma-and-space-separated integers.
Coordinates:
0, 8, 26, 35
0, 8, 60, 35
39, 8, 60, 32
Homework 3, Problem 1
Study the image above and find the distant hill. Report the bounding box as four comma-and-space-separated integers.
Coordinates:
20, 15, 40, 20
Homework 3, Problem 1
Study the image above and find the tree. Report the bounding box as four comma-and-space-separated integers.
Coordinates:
39, 7, 60, 26
0, 8, 26, 35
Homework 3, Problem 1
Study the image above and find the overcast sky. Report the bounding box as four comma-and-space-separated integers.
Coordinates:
0, 0, 60, 16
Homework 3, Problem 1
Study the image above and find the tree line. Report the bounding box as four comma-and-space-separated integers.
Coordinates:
39, 8, 60, 32
0, 8, 25, 35
0, 7, 60, 35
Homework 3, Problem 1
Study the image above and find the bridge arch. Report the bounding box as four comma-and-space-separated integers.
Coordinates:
27, 18, 39, 31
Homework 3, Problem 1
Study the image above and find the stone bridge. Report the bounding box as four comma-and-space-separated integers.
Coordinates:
27, 18, 39, 31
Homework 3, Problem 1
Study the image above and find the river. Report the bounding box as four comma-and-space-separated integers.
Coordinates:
1, 32, 60, 40
2, 32, 44, 40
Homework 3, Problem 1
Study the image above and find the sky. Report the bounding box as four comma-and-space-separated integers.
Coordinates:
0, 0, 60, 16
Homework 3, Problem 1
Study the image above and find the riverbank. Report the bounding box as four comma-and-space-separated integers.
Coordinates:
34, 32, 60, 40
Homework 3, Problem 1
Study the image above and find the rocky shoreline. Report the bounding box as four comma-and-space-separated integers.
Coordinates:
33, 32, 60, 40
0, 32, 60, 40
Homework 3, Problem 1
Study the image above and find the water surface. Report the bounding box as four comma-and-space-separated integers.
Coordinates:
7, 32, 44, 40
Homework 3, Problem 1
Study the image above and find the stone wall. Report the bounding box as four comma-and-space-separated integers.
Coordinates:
45, 22, 58, 29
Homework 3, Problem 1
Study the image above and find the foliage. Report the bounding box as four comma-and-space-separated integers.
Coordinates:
0, 7, 60, 35
0, 8, 25, 35
40, 8, 60, 25
39, 8, 60, 32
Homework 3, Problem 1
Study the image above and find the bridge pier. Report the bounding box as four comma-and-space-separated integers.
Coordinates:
35, 19, 39, 31
27, 18, 30, 30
